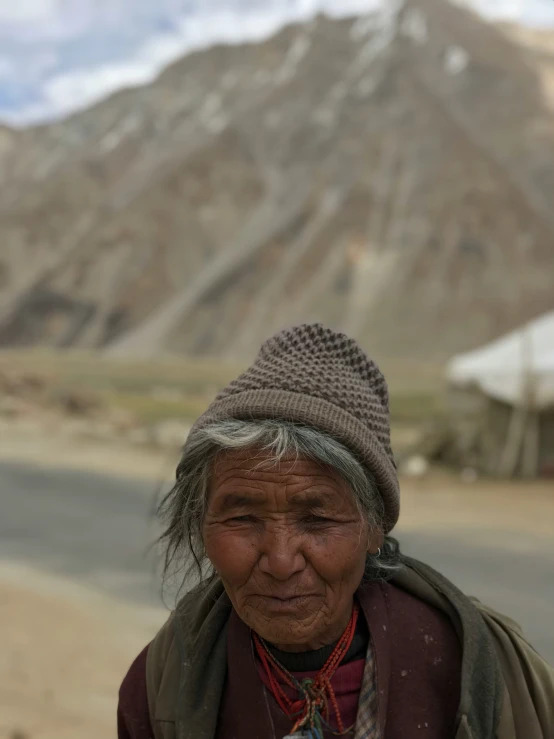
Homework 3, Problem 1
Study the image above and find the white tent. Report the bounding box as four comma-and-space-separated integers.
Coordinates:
447, 311, 554, 410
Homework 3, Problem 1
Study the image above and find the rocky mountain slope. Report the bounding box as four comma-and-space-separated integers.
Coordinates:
0, 0, 553, 362
501, 23, 554, 111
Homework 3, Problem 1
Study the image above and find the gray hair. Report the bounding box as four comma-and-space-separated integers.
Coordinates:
158, 419, 402, 588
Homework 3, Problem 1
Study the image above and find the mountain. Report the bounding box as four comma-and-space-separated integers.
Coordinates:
1, 0, 554, 125
0, 0, 553, 363
501, 24, 554, 111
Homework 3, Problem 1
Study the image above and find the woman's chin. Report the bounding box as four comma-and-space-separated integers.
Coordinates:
242, 597, 328, 649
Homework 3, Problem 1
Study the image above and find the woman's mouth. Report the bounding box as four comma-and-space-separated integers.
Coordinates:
252, 594, 321, 613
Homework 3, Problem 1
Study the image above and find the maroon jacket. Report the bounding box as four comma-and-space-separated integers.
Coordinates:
118, 645, 151, 739
118, 581, 461, 738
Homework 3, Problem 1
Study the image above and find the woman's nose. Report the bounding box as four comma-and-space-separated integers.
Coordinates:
258, 525, 306, 580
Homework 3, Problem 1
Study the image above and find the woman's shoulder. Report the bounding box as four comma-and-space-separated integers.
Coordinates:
117, 611, 180, 739
118, 645, 152, 739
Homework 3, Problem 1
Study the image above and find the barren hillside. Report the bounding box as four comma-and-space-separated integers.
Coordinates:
0, 0, 553, 362
501, 23, 554, 111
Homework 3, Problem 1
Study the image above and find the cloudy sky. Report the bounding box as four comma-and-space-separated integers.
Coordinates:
1, 0, 553, 126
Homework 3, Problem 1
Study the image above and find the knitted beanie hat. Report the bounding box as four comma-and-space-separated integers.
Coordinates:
183, 324, 400, 532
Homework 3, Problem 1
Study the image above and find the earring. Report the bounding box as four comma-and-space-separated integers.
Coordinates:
376, 548, 381, 557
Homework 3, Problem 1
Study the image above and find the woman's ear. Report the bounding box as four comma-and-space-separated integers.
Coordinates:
367, 529, 384, 555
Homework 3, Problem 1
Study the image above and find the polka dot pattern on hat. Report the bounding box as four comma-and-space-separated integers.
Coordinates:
216, 323, 393, 461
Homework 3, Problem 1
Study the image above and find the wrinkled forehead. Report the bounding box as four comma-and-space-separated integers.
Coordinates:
212, 446, 341, 480
209, 447, 357, 510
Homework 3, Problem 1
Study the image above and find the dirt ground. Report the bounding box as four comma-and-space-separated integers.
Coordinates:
0, 436, 168, 739
0, 563, 165, 739
1, 436, 554, 739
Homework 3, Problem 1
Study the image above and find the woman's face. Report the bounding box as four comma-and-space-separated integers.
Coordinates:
203, 448, 382, 651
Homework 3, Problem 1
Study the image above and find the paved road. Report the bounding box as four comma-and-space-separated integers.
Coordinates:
1, 460, 553, 661
0, 461, 165, 607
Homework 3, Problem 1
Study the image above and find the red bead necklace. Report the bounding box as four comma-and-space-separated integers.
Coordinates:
253, 603, 360, 737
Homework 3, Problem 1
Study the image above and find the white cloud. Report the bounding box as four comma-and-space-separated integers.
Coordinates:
0, 0, 59, 24
0, 58, 14, 78
42, 62, 158, 113
0, 0, 98, 42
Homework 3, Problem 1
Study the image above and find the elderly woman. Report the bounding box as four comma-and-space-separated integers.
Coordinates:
118, 324, 554, 739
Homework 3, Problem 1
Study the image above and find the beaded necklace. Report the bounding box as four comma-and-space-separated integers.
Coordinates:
253, 603, 360, 738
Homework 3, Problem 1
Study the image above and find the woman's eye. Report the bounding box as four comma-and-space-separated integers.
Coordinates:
302, 514, 332, 526
229, 514, 255, 523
